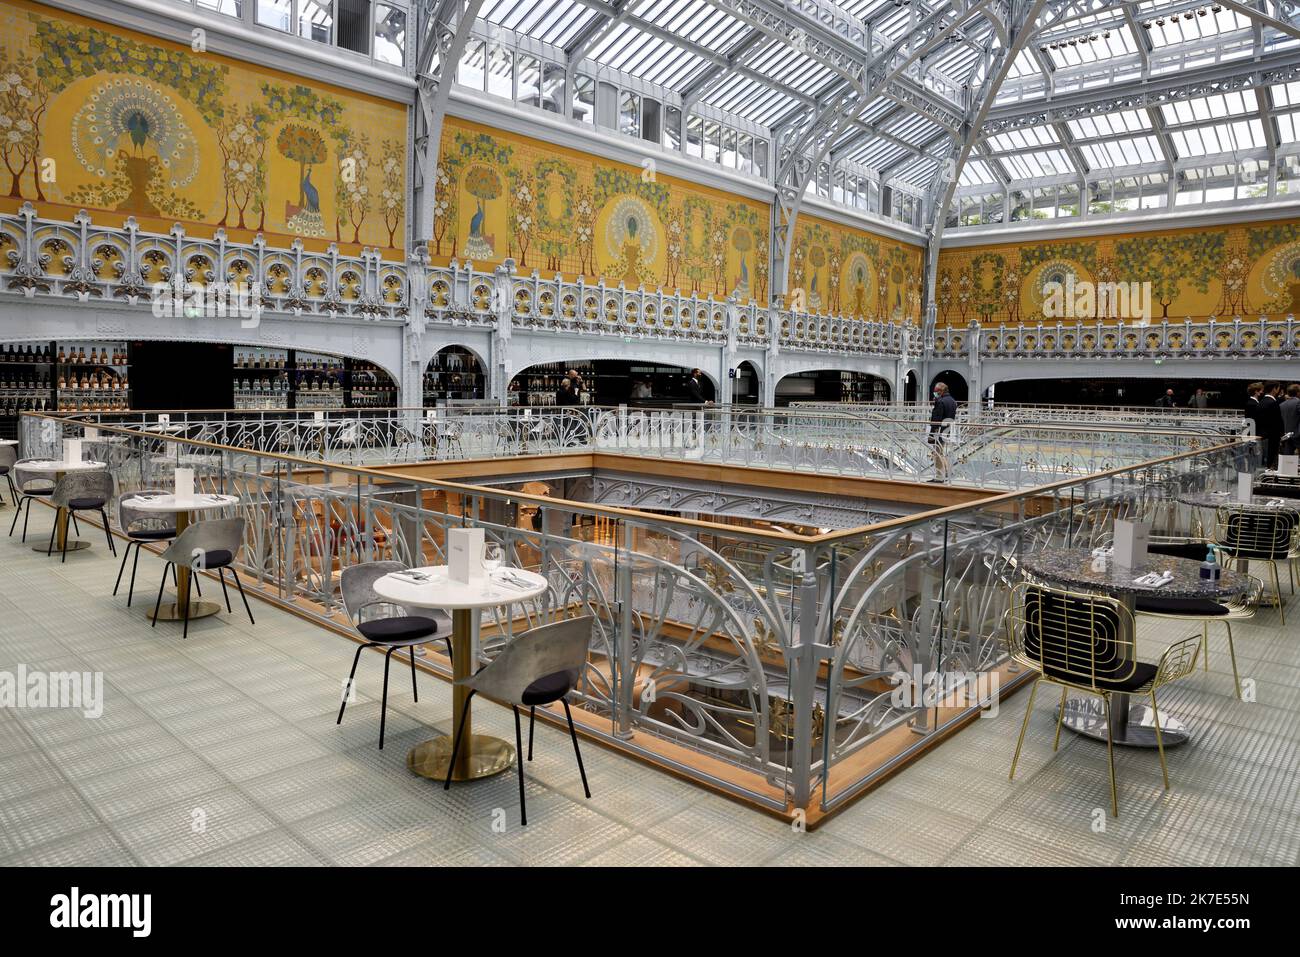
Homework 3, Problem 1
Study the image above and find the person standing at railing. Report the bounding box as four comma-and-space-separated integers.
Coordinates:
555, 377, 580, 407
1259, 381, 1284, 467
1189, 387, 1209, 409
1280, 383, 1300, 455
928, 381, 958, 482
1154, 388, 1177, 408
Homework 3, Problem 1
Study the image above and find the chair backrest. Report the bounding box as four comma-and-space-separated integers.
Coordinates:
340, 560, 419, 624
0, 445, 17, 470
1215, 505, 1297, 559
1008, 584, 1134, 690
162, 517, 246, 567
51, 469, 114, 509
117, 489, 176, 534
465, 615, 594, 705
13, 459, 54, 492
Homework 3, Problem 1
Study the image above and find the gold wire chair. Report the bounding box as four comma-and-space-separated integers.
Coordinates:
1006, 583, 1203, 816
1213, 505, 1298, 624
1135, 575, 1261, 700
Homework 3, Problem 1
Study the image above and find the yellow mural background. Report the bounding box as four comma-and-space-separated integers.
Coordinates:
936, 218, 1300, 326
432, 116, 772, 303
0, 0, 407, 253
788, 212, 923, 322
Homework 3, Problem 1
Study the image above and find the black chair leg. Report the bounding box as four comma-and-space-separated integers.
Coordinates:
99, 509, 116, 556
337, 643, 367, 724
528, 706, 535, 761
5, 474, 16, 507
22, 499, 32, 543
443, 689, 476, 790
513, 705, 528, 826
217, 568, 232, 613
70, 512, 80, 536
61, 511, 70, 563
563, 699, 591, 799
229, 568, 255, 625
127, 543, 141, 606
379, 646, 395, 750
152, 564, 169, 628
181, 571, 192, 641
409, 649, 418, 702
9, 497, 21, 536
113, 540, 133, 595
46, 511, 57, 557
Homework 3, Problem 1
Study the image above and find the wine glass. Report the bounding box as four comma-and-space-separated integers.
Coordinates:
483, 542, 504, 573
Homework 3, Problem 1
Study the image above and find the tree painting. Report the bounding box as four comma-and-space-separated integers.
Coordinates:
0, 50, 50, 200
216, 105, 269, 229
380, 139, 403, 248
278, 124, 327, 211
463, 164, 502, 260
1115, 233, 1223, 318
335, 133, 372, 243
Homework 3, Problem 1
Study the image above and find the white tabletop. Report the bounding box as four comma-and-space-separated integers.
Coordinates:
123, 493, 240, 513
0, 439, 19, 446
373, 565, 547, 610
143, 424, 187, 434
21, 459, 107, 473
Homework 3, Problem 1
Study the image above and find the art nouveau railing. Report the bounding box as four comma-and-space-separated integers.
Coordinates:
932, 317, 1300, 362
18, 411, 1257, 814
63, 404, 1230, 492
0, 205, 914, 358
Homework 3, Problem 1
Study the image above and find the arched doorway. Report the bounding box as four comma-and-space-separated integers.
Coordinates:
508, 359, 714, 407
733, 360, 761, 405
904, 370, 918, 403
930, 369, 968, 402
425, 346, 485, 405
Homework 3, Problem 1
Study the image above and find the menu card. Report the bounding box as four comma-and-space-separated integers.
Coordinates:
174, 467, 194, 504
447, 527, 485, 584
1279, 455, 1299, 477
1112, 519, 1150, 569
1238, 471, 1255, 503
63, 438, 82, 465
313, 411, 325, 422
158, 414, 170, 426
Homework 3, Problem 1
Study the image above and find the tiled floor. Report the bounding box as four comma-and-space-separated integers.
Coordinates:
1, 505, 1297, 866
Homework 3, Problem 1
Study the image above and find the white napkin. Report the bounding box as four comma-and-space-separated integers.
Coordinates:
1090, 546, 1114, 558
1133, 570, 1174, 587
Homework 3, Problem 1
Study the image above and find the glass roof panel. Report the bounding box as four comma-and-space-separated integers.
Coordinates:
1079, 136, 1163, 168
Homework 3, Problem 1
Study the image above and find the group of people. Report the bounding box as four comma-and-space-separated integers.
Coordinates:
554, 369, 584, 406
1154, 387, 1211, 408
553, 366, 711, 406
1246, 381, 1300, 467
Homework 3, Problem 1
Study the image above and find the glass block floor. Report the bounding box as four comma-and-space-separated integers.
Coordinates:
1, 506, 1297, 866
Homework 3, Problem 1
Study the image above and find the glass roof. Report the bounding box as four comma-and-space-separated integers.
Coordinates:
462, 0, 1300, 205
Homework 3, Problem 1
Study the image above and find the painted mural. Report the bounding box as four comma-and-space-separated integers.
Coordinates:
432, 117, 771, 303
0, 1, 407, 252
787, 213, 923, 323
936, 218, 1300, 326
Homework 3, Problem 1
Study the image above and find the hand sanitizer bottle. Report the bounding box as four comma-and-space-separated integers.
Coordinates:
1200, 546, 1221, 582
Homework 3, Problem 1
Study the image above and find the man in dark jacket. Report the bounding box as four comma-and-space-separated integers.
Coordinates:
1155, 389, 1176, 408
555, 377, 580, 406
686, 368, 711, 405
1280, 383, 1300, 455
928, 382, 959, 481
1259, 381, 1284, 467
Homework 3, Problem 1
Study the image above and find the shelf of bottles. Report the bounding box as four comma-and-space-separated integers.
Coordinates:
837, 371, 890, 403
346, 360, 397, 408
424, 346, 485, 405
508, 361, 595, 407
56, 342, 130, 412
293, 351, 346, 410
0, 343, 55, 436
233, 347, 291, 410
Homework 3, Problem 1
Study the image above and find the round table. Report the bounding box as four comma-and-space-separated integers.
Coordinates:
20, 459, 107, 553
1176, 490, 1300, 510
1019, 547, 1248, 749
373, 565, 548, 782
0, 438, 18, 446
123, 493, 240, 622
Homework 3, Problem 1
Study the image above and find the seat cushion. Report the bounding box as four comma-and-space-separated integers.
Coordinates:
129, 528, 176, 541
67, 497, 106, 510
357, 615, 439, 645
521, 669, 576, 705
1148, 541, 1212, 562
193, 548, 233, 569
1040, 658, 1158, 692
1136, 596, 1229, 616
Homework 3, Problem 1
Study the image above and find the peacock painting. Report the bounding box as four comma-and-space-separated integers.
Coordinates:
276, 123, 327, 237
463, 165, 501, 260
71, 77, 199, 216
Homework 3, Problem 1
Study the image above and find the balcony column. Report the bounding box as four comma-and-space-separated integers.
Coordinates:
489, 260, 515, 406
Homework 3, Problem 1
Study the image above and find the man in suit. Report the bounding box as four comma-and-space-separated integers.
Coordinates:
1189, 388, 1209, 409
1258, 381, 1284, 467
1155, 388, 1176, 408
1279, 384, 1300, 455
686, 369, 711, 405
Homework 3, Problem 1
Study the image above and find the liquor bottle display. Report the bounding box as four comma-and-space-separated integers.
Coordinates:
424, 346, 485, 404
233, 348, 290, 409
56, 341, 130, 412
0, 342, 54, 434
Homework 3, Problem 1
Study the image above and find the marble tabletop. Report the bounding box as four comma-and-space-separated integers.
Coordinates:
1020, 546, 1248, 601
374, 565, 547, 610
1177, 490, 1300, 510
123, 493, 240, 513
20, 459, 107, 473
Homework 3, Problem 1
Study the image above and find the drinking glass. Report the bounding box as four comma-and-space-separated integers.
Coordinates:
483, 542, 504, 572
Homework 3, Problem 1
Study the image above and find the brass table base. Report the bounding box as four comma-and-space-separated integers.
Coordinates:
35, 541, 91, 553
407, 734, 515, 782
148, 599, 224, 622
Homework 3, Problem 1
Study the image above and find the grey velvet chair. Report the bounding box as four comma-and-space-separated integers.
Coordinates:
337, 561, 453, 749
443, 615, 594, 825
8, 459, 55, 543
47, 470, 116, 561
151, 518, 253, 640
113, 489, 178, 606
0, 445, 19, 506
